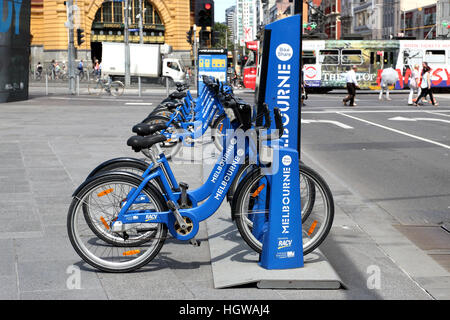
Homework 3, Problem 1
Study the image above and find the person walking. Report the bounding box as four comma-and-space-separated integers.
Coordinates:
77, 60, 84, 80
343, 65, 359, 106
379, 67, 399, 101
35, 62, 43, 80
414, 62, 438, 107
408, 64, 420, 105
93, 59, 101, 78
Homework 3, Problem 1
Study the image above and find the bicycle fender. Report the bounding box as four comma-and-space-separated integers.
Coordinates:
73, 170, 146, 197
85, 157, 147, 180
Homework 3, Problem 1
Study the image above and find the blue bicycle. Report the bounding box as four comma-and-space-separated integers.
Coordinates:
67, 98, 334, 272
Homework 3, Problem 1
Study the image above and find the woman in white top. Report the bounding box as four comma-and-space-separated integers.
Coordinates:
408, 64, 420, 105
414, 62, 438, 106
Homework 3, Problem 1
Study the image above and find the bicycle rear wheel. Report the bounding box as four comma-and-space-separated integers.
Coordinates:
68, 173, 168, 272
233, 164, 333, 255
110, 81, 124, 97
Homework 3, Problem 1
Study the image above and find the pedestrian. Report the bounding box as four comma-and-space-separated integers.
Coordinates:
408, 64, 420, 105
301, 69, 308, 105
36, 61, 43, 80
379, 67, 399, 101
50, 59, 56, 79
343, 65, 359, 106
414, 62, 438, 107
77, 60, 84, 80
94, 59, 100, 78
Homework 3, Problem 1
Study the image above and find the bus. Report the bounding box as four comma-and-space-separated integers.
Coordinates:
302, 40, 450, 92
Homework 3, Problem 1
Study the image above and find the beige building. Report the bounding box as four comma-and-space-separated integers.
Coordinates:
30, 0, 193, 68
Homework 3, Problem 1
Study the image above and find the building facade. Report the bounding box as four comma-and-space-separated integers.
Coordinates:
225, 5, 237, 43
235, 0, 258, 45
30, 0, 192, 68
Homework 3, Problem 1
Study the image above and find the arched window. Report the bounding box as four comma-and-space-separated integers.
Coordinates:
144, 1, 163, 25
94, 0, 162, 25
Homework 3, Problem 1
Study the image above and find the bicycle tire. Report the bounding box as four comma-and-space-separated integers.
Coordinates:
228, 161, 316, 223
233, 164, 333, 255
210, 113, 227, 152
68, 172, 168, 273
110, 81, 124, 97
81, 160, 164, 246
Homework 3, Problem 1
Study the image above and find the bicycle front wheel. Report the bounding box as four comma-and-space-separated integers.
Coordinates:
68, 173, 168, 272
233, 164, 333, 255
110, 81, 124, 96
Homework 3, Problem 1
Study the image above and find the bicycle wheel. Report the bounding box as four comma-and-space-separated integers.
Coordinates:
88, 79, 103, 95
233, 164, 333, 255
81, 160, 166, 246
211, 114, 228, 152
229, 162, 316, 222
68, 173, 168, 272
110, 81, 124, 97
142, 115, 182, 160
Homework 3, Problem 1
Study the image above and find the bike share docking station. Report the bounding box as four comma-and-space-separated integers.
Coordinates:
204, 14, 343, 289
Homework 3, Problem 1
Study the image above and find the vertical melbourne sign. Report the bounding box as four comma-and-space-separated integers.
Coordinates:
262, 15, 301, 151
0, 0, 31, 103
197, 48, 227, 95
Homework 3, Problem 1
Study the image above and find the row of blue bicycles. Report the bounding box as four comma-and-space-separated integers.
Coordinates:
67, 77, 334, 272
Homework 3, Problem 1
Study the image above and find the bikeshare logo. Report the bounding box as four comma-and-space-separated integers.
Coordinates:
276, 44, 293, 62
282, 155, 292, 166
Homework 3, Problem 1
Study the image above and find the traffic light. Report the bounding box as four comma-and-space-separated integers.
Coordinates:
186, 27, 193, 44
76, 28, 85, 46
195, 0, 214, 28
211, 31, 220, 46
199, 29, 210, 47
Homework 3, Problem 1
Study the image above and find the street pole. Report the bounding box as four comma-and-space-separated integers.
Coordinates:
67, 0, 76, 95
124, 0, 131, 87
295, 0, 302, 155
193, 24, 198, 91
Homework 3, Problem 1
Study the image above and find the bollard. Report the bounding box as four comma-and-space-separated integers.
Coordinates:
138, 76, 142, 97
166, 77, 169, 96
76, 74, 80, 96
45, 73, 48, 96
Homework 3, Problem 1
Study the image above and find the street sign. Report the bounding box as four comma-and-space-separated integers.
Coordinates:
197, 48, 227, 95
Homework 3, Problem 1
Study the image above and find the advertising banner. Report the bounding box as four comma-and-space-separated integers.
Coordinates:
0, 0, 31, 103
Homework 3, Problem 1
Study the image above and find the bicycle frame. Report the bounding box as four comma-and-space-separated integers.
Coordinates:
113, 132, 250, 241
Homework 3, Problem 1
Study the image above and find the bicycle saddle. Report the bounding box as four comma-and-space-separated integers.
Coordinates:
161, 101, 183, 110
127, 134, 167, 152
132, 123, 168, 136
169, 91, 186, 100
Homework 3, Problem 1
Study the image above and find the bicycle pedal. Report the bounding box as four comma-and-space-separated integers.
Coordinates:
189, 238, 201, 247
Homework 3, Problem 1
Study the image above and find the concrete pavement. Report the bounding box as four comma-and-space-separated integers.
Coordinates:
0, 89, 448, 299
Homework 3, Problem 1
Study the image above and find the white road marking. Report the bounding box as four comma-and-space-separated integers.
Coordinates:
337, 112, 450, 150
425, 111, 450, 118
49, 97, 144, 103
301, 119, 354, 129
389, 116, 450, 124
301, 109, 450, 114
125, 102, 153, 106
